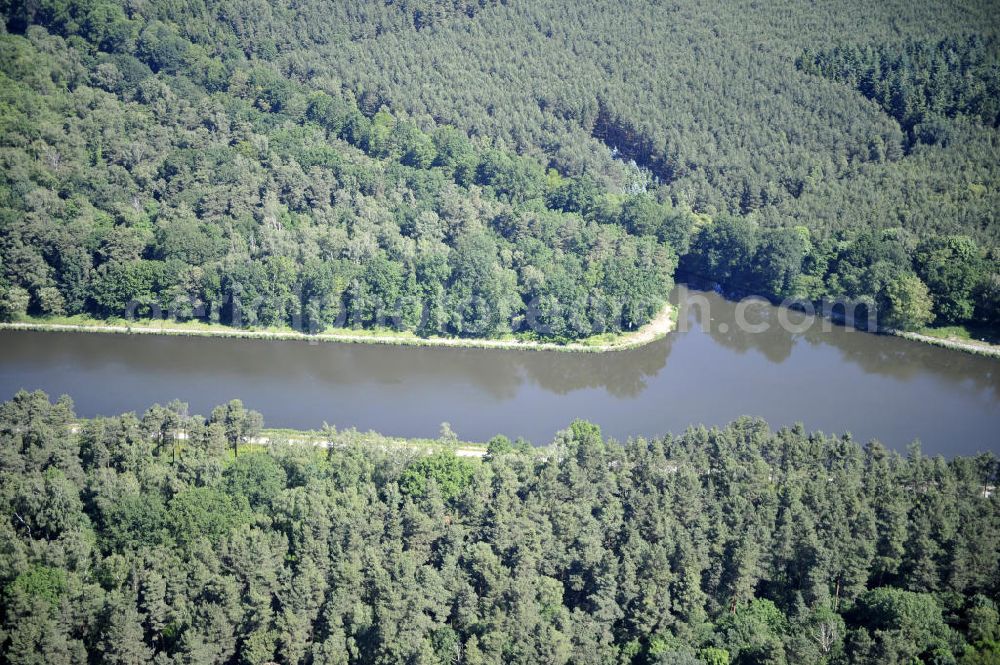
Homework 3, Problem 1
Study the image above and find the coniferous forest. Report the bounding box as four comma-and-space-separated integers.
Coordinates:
0, 0, 998, 337
0, 391, 998, 664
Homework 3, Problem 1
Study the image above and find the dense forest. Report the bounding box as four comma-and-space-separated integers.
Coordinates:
0, 0, 998, 338
0, 391, 997, 664
798, 37, 1000, 136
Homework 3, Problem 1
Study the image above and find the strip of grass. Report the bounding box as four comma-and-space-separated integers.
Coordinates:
0, 307, 675, 353
259, 427, 485, 451
890, 323, 1000, 358
915, 323, 1000, 346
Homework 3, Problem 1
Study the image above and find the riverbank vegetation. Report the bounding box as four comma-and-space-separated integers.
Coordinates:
0, 9, 676, 341
0, 391, 997, 664
0, 297, 675, 351
1, 0, 998, 342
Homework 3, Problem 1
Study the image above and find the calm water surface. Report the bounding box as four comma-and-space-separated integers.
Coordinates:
1, 289, 997, 455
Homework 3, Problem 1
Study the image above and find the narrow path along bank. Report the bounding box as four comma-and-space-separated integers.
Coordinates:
249, 435, 488, 458
67, 424, 489, 458
889, 329, 1000, 358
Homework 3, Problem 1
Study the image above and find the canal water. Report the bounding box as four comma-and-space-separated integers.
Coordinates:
1, 289, 997, 455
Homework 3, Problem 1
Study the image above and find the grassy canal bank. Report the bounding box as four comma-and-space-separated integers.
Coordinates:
0, 302, 677, 353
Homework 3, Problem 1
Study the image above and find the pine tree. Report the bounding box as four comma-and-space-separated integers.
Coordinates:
98, 593, 154, 665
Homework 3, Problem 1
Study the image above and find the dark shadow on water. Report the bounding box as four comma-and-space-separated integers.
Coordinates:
677, 286, 1000, 400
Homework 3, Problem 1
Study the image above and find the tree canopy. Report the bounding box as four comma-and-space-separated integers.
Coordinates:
0, 0, 997, 336
0, 391, 997, 664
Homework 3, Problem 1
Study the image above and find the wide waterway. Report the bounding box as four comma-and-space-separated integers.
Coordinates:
1, 288, 997, 456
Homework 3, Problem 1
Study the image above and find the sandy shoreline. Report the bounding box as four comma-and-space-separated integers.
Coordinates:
889, 329, 1000, 358
0, 303, 676, 353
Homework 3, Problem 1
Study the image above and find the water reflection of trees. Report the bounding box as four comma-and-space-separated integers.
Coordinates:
685, 295, 795, 364
514, 335, 673, 397
803, 328, 1000, 399
0, 327, 673, 402
678, 289, 1000, 400
302, 337, 674, 400
4, 304, 997, 417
